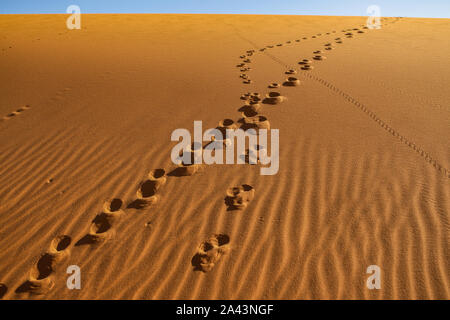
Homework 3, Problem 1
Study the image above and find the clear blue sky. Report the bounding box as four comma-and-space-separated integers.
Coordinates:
1, 0, 449, 18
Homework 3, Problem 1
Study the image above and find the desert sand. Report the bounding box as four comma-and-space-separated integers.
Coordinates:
0, 14, 449, 299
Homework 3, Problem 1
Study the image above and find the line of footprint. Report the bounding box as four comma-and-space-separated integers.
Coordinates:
15, 235, 72, 296
0, 17, 410, 299
8, 149, 257, 295
0, 105, 31, 123
238, 17, 448, 178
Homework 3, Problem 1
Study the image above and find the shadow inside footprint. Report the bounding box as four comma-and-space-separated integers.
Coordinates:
0, 283, 7, 299
15, 281, 33, 294
33, 253, 54, 280
224, 196, 239, 211
53, 235, 71, 251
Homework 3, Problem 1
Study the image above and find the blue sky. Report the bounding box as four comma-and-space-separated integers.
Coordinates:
1, 0, 449, 18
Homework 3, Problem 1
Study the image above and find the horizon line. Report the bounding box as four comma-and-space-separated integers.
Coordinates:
1, 13, 448, 19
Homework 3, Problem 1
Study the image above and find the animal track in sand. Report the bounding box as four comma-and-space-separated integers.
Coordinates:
285, 69, 297, 75
301, 71, 450, 178
191, 234, 230, 272
225, 184, 255, 210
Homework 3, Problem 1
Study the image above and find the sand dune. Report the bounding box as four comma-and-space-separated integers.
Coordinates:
0, 14, 449, 299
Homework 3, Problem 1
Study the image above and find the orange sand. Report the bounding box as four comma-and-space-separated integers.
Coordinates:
0, 14, 449, 299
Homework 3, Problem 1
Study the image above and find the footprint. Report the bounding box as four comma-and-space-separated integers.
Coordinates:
243, 79, 252, 84
48, 235, 71, 263
239, 115, 270, 131
103, 198, 125, 218
268, 82, 280, 88
0, 283, 7, 299
15, 235, 69, 296
73, 211, 117, 246
239, 105, 260, 118
191, 234, 230, 272
4, 112, 17, 119
283, 77, 301, 87
301, 64, 314, 70
313, 50, 322, 54
169, 144, 202, 177
16, 253, 56, 295
298, 59, 313, 65
285, 69, 297, 75
313, 55, 326, 61
2, 105, 31, 121
218, 118, 238, 132
241, 144, 265, 165
130, 169, 166, 208
324, 46, 335, 50
224, 184, 255, 210
240, 92, 261, 104
262, 91, 285, 105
